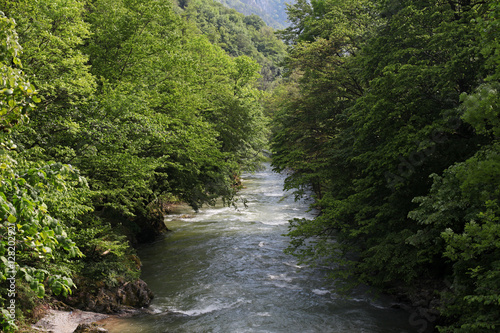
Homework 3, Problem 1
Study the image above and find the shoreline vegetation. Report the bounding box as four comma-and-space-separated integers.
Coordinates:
270, 0, 500, 331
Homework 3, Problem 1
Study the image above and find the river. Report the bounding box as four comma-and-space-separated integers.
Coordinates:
102, 164, 417, 332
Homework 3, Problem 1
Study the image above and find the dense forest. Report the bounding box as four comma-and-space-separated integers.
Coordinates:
0, 0, 284, 330
1, 0, 499, 331
270, 0, 500, 331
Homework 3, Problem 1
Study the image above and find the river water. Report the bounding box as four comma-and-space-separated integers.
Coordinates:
103, 165, 417, 332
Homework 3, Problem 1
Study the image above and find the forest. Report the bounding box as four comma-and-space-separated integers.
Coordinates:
271, 0, 500, 331
0, 0, 284, 330
0, 0, 499, 332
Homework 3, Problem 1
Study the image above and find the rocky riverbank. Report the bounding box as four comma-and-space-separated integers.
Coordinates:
30, 278, 154, 333
62, 279, 154, 314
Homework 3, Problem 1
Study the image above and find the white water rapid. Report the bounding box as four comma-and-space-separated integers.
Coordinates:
101, 164, 417, 332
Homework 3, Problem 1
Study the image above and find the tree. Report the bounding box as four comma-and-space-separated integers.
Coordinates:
4, 0, 267, 236
270, 0, 379, 278
0, 12, 88, 331
408, 3, 500, 327
272, 0, 495, 304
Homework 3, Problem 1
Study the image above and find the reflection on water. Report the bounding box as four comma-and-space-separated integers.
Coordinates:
100, 164, 416, 332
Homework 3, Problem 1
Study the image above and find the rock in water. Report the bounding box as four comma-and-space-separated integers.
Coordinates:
73, 323, 108, 332
73, 323, 108, 333
65, 279, 154, 313
118, 279, 155, 308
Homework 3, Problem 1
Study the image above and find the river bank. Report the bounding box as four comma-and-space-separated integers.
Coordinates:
32, 309, 109, 333
31, 305, 159, 333
27, 278, 154, 333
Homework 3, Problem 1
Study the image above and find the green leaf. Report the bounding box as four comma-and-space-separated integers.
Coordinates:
30, 280, 38, 290
7, 214, 16, 223
37, 284, 45, 298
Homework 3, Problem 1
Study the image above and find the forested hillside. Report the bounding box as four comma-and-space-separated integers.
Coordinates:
0, 0, 284, 330
179, 0, 287, 89
213, 0, 289, 29
270, 0, 500, 331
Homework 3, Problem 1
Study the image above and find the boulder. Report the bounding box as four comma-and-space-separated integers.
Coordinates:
118, 279, 154, 308
64, 279, 154, 314
73, 323, 108, 333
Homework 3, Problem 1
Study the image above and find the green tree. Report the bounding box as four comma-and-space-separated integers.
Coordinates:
272, 0, 494, 304
409, 145, 500, 332
0, 12, 89, 331
408, 3, 500, 327
4, 0, 267, 238
82, 0, 267, 214
270, 0, 380, 277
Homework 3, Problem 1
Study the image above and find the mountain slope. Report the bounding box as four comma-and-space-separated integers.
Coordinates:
215, 0, 290, 29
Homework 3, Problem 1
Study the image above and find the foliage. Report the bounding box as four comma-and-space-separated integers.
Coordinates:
0, 12, 37, 136
3, 0, 268, 218
0, 12, 90, 331
270, 0, 381, 269
0, 0, 272, 329
410, 78, 500, 331
68, 216, 141, 286
271, 0, 500, 330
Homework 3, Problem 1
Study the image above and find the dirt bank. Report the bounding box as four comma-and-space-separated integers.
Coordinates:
32, 309, 109, 333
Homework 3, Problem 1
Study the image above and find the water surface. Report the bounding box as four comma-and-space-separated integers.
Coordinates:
103, 165, 416, 332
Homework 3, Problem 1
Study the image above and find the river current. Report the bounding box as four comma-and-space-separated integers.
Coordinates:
102, 164, 417, 332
